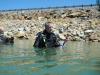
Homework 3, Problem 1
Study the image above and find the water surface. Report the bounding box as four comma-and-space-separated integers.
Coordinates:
0, 40, 100, 75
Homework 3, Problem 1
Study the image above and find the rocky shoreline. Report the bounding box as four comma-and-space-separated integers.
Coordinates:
0, 6, 100, 42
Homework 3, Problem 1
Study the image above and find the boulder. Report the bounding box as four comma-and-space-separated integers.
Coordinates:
16, 31, 26, 39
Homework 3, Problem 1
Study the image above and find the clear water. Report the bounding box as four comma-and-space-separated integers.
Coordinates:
0, 39, 100, 75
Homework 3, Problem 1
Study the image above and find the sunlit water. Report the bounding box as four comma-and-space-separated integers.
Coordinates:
0, 39, 100, 75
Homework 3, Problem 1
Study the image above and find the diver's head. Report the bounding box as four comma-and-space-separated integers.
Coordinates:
0, 26, 4, 34
44, 22, 54, 33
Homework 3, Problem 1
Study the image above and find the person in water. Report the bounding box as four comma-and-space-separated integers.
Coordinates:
33, 22, 67, 48
0, 26, 14, 43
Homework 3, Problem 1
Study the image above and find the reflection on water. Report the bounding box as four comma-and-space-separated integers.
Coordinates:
0, 39, 100, 75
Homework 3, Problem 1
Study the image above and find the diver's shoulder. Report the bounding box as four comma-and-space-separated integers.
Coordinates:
36, 31, 43, 35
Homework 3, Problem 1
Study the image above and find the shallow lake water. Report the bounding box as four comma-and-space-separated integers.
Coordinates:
0, 39, 100, 75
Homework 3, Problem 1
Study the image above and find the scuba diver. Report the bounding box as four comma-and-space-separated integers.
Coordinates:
33, 22, 67, 48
